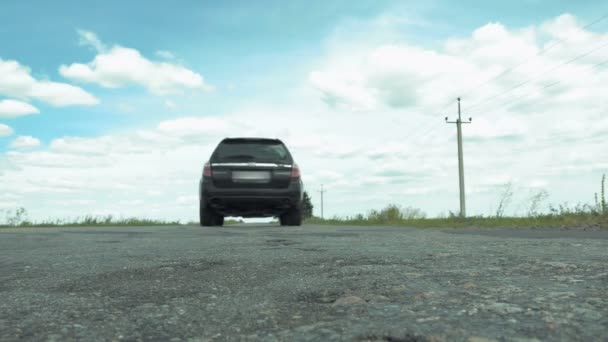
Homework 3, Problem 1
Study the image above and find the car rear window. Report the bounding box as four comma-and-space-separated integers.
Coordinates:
211, 140, 292, 163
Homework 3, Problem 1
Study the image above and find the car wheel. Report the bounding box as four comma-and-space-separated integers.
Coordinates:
215, 215, 224, 226
282, 205, 302, 226
200, 202, 219, 227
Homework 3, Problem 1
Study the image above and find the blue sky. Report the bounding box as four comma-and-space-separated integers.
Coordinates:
1, 0, 608, 221
2, 0, 603, 143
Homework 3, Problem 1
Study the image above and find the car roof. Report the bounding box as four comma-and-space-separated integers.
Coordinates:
221, 137, 283, 144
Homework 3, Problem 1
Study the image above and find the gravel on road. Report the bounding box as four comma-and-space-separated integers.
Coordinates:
1, 224, 607, 342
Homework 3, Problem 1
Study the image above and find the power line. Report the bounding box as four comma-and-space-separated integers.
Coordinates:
377, 49, 608, 180
395, 12, 608, 152
396, 13, 608, 157
466, 54, 608, 117
457, 11, 608, 100
465, 80, 561, 118
465, 38, 608, 114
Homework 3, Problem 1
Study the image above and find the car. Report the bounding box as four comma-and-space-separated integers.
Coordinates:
199, 137, 304, 227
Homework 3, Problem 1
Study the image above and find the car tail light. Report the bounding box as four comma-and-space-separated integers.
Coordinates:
291, 164, 300, 179
203, 162, 212, 177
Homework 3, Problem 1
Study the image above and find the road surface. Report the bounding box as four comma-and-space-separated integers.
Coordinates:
1, 224, 607, 341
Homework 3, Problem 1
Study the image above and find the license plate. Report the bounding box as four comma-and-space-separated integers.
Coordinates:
232, 171, 271, 181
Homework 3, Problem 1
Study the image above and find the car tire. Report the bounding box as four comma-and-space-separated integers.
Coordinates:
215, 215, 224, 226
281, 205, 302, 226
200, 202, 219, 227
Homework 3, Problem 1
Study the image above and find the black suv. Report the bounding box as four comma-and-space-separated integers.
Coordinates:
199, 137, 304, 226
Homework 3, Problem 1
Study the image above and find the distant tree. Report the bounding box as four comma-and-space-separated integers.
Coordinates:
302, 191, 313, 218
5, 207, 28, 226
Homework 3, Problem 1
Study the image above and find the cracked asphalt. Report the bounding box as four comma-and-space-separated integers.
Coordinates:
1, 224, 607, 342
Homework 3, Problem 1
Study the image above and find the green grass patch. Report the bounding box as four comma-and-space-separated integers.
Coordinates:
2, 174, 607, 229
305, 213, 608, 229
0, 214, 246, 229
305, 174, 608, 229
0, 214, 182, 228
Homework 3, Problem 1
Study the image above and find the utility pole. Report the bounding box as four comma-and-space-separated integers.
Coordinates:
445, 98, 472, 217
318, 184, 326, 219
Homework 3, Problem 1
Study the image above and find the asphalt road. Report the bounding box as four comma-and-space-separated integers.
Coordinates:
1, 224, 607, 342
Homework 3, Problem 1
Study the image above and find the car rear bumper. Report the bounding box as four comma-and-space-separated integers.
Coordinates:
200, 178, 303, 217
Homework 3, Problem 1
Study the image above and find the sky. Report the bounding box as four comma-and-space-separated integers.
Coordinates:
1, 0, 608, 223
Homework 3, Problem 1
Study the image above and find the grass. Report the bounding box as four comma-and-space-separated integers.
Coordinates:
2, 211, 605, 230
306, 174, 608, 229
0, 214, 182, 228
0, 211, 245, 228
304, 211, 608, 229
2, 175, 606, 229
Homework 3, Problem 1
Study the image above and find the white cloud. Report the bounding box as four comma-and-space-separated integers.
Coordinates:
60, 32, 213, 95
176, 195, 197, 206
310, 14, 608, 115
0, 59, 99, 107
1, 13, 607, 222
10, 136, 41, 149
77, 29, 106, 52
164, 100, 176, 110
156, 50, 176, 60
0, 123, 13, 137
156, 117, 232, 137
116, 103, 136, 113
0, 99, 39, 118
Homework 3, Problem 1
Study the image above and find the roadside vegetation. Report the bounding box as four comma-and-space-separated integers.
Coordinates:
1, 175, 606, 229
306, 174, 608, 229
0, 210, 182, 228
0, 209, 248, 228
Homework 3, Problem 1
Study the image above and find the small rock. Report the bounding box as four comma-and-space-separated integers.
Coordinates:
389, 285, 407, 294
572, 306, 603, 320
463, 282, 477, 290
160, 267, 175, 271
467, 337, 498, 342
47, 335, 64, 342
544, 261, 577, 269
427, 336, 445, 342
485, 302, 524, 315
546, 323, 559, 330
364, 294, 389, 303
416, 316, 440, 323
589, 272, 608, 279
414, 292, 434, 301
585, 297, 603, 305
295, 322, 326, 333
333, 295, 364, 306
318, 328, 339, 337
